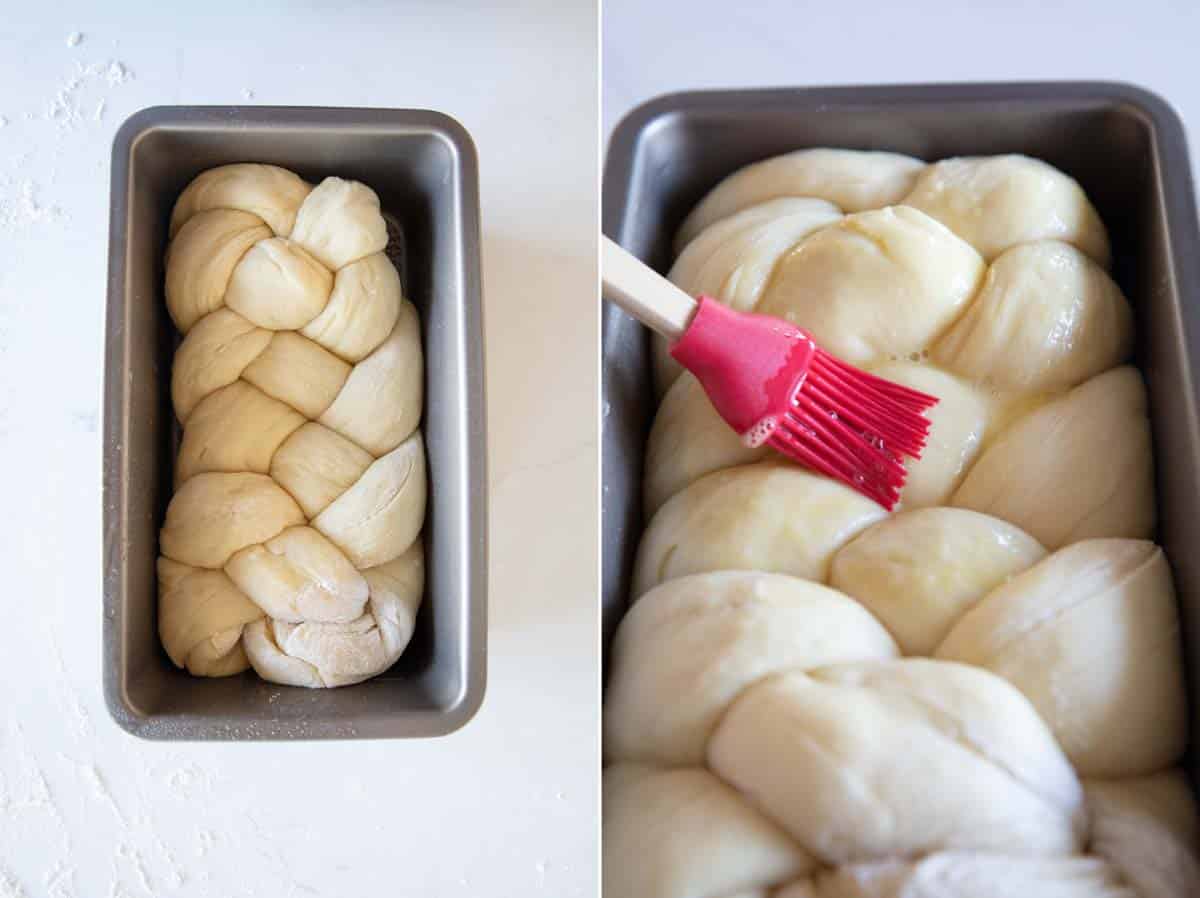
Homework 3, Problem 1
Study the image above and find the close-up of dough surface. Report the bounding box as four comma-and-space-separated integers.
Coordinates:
604, 147, 1200, 897
157, 163, 427, 689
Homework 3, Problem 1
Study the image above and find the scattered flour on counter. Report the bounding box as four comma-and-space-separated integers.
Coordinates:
107, 881, 136, 898
87, 765, 127, 826
242, 88, 255, 100
6, 725, 71, 858
47, 626, 94, 739
195, 829, 215, 858
0, 178, 64, 232
43, 861, 76, 898
105, 61, 132, 86
0, 869, 28, 898
21, 762, 57, 815
44, 60, 133, 130
95, 99, 106, 121
165, 762, 210, 796
151, 836, 185, 889
0, 117, 7, 128
66, 32, 83, 47
56, 755, 127, 826
116, 844, 152, 895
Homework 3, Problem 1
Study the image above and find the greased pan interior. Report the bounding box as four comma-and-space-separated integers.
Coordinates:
104, 106, 486, 740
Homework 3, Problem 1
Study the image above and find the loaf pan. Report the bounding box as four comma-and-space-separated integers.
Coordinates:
104, 106, 486, 739
601, 82, 1200, 777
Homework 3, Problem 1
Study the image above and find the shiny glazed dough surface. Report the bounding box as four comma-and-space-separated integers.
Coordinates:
607, 149, 1196, 897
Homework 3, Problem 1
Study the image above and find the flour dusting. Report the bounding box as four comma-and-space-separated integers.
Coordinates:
47, 627, 94, 738
43, 861, 76, 898
0, 178, 64, 232
1, 52, 133, 234
196, 829, 215, 858
116, 844, 152, 894
44, 59, 134, 130
66, 32, 83, 48
152, 835, 186, 889
56, 754, 127, 826
0, 869, 28, 898
165, 762, 210, 796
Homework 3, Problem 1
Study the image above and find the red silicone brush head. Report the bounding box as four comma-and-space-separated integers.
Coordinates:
669, 297, 938, 510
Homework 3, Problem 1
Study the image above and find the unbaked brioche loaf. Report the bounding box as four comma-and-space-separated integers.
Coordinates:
607, 149, 1198, 897
157, 163, 425, 688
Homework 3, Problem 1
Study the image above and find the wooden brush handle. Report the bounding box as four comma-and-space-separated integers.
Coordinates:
602, 236, 696, 340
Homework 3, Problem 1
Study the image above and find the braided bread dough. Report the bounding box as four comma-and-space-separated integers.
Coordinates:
157, 164, 426, 688
608, 150, 1197, 896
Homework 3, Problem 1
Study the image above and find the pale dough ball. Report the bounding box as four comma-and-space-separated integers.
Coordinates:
174, 381, 305, 486
867, 361, 993, 508
829, 507, 1046, 656
903, 155, 1111, 265
632, 463, 886, 598
933, 241, 1133, 391
1086, 770, 1200, 898
810, 855, 1134, 898
241, 331, 351, 420
223, 237, 333, 331
165, 209, 271, 333
936, 539, 1187, 777
169, 163, 312, 238
157, 557, 264, 676
707, 660, 1086, 863
318, 299, 424, 456
289, 176, 389, 271
225, 525, 368, 624
951, 366, 1155, 548
301, 252, 404, 362
643, 372, 768, 517
270, 422, 374, 519
670, 198, 845, 310
243, 540, 423, 688
313, 431, 426, 568
675, 148, 925, 251
603, 764, 812, 898
170, 308, 272, 423
754, 207, 985, 367
655, 197, 843, 396
160, 472, 305, 569
604, 571, 898, 765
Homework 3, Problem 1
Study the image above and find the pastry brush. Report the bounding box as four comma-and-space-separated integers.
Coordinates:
602, 237, 938, 510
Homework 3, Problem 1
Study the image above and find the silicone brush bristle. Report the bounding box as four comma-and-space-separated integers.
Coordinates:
769, 348, 937, 510
668, 297, 939, 509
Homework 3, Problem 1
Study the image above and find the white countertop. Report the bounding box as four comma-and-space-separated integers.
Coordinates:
603, 0, 1200, 172
0, 3, 598, 896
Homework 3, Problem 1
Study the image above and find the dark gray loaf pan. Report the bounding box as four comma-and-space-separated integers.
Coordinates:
104, 106, 486, 739
601, 82, 1200, 780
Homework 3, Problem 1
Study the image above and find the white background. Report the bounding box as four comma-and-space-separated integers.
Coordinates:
0, 2, 598, 896
603, 0, 1200, 167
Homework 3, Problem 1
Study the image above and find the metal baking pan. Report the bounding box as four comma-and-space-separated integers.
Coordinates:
104, 106, 486, 739
601, 82, 1200, 776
